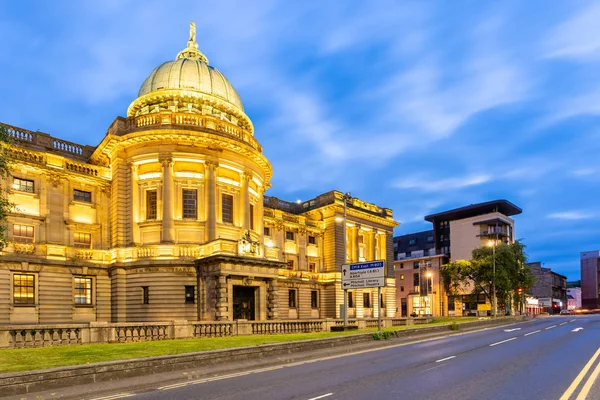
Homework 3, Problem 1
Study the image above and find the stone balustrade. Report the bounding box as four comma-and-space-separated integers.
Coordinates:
0, 317, 433, 348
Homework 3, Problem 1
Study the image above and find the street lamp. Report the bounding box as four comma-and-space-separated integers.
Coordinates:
342, 192, 351, 328
487, 240, 497, 317
427, 272, 433, 316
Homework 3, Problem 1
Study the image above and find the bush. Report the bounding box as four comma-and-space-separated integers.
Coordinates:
449, 322, 459, 331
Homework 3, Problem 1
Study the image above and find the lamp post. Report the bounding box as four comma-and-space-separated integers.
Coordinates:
427, 272, 433, 316
487, 240, 497, 317
342, 192, 351, 328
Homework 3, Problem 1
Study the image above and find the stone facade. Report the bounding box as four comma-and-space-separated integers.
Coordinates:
0, 27, 397, 324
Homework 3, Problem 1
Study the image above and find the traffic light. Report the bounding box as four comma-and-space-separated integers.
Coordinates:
517, 287, 523, 295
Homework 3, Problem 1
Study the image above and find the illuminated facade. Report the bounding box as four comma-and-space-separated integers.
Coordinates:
0, 25, 397, 324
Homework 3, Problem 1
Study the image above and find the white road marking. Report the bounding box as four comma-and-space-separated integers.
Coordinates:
490, 337, 517, 347
559, 322, 568, 326
524, 330, 541, 336
89, 394, 135, 400
308, 393, 334, 400
435, 356, 456, 363
570, 319, 576, 322
545, 325, 557, 330
503, 328, 522, 332
572, 327, 584, 332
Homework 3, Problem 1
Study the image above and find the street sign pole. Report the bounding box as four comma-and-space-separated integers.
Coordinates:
378, 286, 382, 331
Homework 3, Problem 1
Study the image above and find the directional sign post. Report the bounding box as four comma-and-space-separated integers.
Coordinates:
342, 260, 386, 331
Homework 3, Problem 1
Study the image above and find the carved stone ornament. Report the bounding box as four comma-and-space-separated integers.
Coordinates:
242, 277, 253, 286
45, 173, 63, 188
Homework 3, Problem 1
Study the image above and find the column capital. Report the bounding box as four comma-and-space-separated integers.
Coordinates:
159, 156, 173, 166
205, 160, 219, 170
241, 171, 252, 183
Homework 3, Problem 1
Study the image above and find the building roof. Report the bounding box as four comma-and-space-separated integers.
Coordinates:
424, 200, 522, 223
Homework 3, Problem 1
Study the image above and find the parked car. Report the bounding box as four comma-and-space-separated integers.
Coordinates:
559, 310, 572, 315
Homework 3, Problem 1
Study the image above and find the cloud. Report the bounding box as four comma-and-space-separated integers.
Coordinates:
391, 174, 492, 192
544, 3, 600, 60
573, 168, 596, 177
546, 211, 594, 221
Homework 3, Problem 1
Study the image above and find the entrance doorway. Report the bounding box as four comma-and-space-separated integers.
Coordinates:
233, 286, 256, 320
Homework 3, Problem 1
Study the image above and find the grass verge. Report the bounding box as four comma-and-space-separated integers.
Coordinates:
0, 317, 481, 373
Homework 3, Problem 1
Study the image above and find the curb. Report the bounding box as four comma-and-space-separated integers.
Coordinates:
0, 316, 528, 397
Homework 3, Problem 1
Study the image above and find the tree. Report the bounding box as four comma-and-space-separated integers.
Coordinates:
0, 124, 14, 249
441, 240, 534, 314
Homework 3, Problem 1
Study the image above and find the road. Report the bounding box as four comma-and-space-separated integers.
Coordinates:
79, 315, 600, 400
10, 316, 600, 400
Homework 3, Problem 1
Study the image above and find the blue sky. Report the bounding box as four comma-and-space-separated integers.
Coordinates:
1, 1, 599, 281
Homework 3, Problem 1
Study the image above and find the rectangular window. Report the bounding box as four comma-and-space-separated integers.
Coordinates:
288, 289, 297, 308
406, 251, 411, 257
400, 274, 404, 280
380, 294, 385, 309
249, 204, 255, 230
287, 259, 294, 270
13, 224, 34, 243
13, 274, 35, 305
358, 235, 364, 244
400, 285, 405, 292
74, 189, 92, 203
413, 262, 419, 269
400, 263, 404, 269
74, 277, 92, 305
286, 231, 295, 241
311, 290, 318, 308
182, 189, 197, 219
263, 226, 271, 237
185, 286, 195, 304
142, 286, 149, 304
222, 194, 233, 223
427, 236, 434, 242
309, 262, 316, 272
363, 292, 371, 308
409, 239, 416, 245
146, 190, 157, 220
413, 273, 420, 288
13, 177, 34, 193
348, 292, 354, 308
74, 232, 91, 248
308, 235, 316, 245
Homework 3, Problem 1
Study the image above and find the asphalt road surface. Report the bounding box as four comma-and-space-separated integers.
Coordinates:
80, 315, 600, 400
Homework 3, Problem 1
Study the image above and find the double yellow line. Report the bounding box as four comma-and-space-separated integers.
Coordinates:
560, 347, 600, 399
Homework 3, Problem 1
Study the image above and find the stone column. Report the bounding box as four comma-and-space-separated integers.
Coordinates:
241, 172, 251, 231
354, 225, 360, 263
268, 279, 279, 320
371, 231, 378, 260
110, 268, 127, 322
161, 156, 175, 243
130, 163, 140, 245
205, 161, 218, 241
216, 275, 228, 321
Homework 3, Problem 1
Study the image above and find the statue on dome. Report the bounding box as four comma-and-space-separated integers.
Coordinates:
189, 22, 196, 43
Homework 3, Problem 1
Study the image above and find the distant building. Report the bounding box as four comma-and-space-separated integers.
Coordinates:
567, 287, 581, 310
394, 200, 522, 317
527, 262, 567, 313
581, 250, 600, 309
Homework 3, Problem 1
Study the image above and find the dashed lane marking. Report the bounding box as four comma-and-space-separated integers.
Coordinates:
545, 325, 557, 330
524, 330, 541, 336
435, 356, 456, 363
307, 393, 334, 400
490, 337, 518, 347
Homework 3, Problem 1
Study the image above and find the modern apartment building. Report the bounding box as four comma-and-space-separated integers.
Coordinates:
394, 200, 522, 317
581, 250, 600, 309
526, 262, 568, 313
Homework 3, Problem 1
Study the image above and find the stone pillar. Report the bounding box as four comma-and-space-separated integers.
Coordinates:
161, 156, 175, 243
268, 279, 279, 320
353, 226, 360, 263
241, 172, 251, 231
372, 231, 378, 260
130, 163, 140, 245
205, 161, 218, 241
258, 187, 265, 249
110, 268, 127, 323
216, 275, 228, 320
